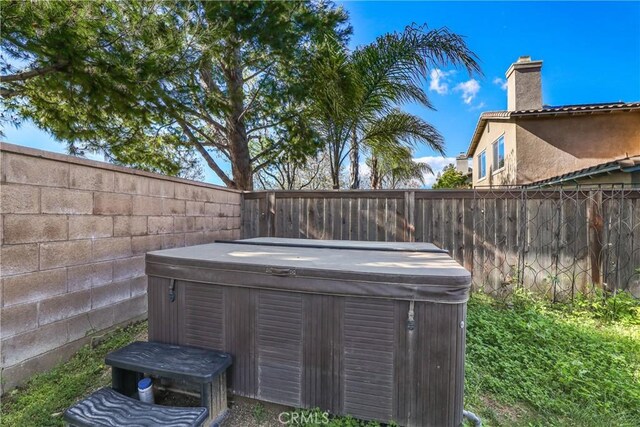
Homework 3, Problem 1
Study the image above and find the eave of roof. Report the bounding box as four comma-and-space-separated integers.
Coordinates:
525, 155, 640, 187
465, 102, 640, 158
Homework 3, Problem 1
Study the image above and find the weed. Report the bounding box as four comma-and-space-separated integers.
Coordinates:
252, 402, 266, 424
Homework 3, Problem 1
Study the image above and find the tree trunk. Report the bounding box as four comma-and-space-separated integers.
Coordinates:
225, 44, 253, 191
370, 155, 380, 189
349, 128, 359, 189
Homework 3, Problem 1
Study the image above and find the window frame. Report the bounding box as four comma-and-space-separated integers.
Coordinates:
478, 150, 487, 180
492, 135, 505, 173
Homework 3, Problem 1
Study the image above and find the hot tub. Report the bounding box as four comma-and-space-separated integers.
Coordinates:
146, 238, 471, 426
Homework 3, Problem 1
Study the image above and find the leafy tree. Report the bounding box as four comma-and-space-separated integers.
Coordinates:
307, 24, 480, 189
432, 163, 471, 189
1, 1, 350, 189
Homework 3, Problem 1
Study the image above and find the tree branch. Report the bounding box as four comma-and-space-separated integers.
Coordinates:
177, 119, 236, 188
0, 61, 68, 83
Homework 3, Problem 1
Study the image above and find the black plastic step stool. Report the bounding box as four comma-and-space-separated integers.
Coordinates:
105, 341, 232, 426
63, 387, 208, 427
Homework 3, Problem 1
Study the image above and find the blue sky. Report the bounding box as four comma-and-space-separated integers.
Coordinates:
3, 1, 640, 186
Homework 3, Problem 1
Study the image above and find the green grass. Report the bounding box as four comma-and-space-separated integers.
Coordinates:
463, 292, 640, 426
0, 322, 146, 427
1, 295, 638, 427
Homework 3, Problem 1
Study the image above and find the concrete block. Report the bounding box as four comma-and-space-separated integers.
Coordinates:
173, 216, 195, 233
1, 244, 39, 276
211, 216, 225, 230
3, 214, 67, 244
67, 305, 115, 341
162, 233, 185, 249
69, 165, 114, 192
130, 276, 148, 297
204, 202, 221, 216
0, 184, 39, 213
41, 188, 93, 214
112, 256, 145, 281
132, 196, 163, 216
148, 179, 174, 198
131, 235, 162, 254
69, 216, 112, 239
67, 261, 113, 292
1, 320, 68, 366
2, 269, 67, 307
219, 204, 234, 218
232, 204, 241, 217
93, 193, 132, 215
91, 280, 131, 309
38, 290, 91, 325
40, 240, 93, 269
162, 199, 186, 215
113, 294, 147, 319
148, 216, 173, 234
92, 237, 132, 261
113, 216, 147, 237
185, 232, 204, 246
186, 201, 205, 216
114, 173, 148, 195
0, 302, 38, 337
4, 153, 68, 187
194, 216, 207, 231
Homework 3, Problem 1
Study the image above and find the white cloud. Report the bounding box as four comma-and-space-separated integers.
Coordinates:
413, 156, 456, 188
428, 69, 455, 95
493, 77, 508, 91
470, 101, 486, 111
454, 79, 480, 104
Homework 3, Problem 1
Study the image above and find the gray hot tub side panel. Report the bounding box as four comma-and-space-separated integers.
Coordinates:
147, 279, 465, 426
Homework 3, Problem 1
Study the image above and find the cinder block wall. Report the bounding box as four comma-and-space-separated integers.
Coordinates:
0, 142, 242, 392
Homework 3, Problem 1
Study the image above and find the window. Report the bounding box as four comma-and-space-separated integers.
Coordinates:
478, 150, 487, 179
492, 136, 505, 171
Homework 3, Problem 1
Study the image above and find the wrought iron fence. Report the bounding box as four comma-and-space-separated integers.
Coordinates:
242, 187, 640, 301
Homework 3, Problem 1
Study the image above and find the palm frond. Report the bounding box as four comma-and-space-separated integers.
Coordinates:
362, 109, 445, 155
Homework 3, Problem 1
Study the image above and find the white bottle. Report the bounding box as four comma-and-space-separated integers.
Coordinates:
137, 377, 154, 404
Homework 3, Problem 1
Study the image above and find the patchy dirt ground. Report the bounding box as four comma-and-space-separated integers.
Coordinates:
155, 390, 287, 426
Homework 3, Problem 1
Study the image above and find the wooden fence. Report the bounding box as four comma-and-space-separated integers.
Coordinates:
242, 189, 640, 300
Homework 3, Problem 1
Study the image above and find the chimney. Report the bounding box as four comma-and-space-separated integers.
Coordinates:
506, 56, 543, 111
455, 153, 469, 174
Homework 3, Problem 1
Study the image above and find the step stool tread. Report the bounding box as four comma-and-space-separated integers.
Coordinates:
105, 341, 232, 383
63, 387, 208, 427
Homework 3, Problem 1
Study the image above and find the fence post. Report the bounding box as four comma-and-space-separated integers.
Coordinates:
587, 190, 603, 287
404, 191, 415, 242
258, 192, 276, 237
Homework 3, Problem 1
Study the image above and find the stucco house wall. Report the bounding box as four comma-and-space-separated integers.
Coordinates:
515, 112, 640, 184
471, 120, 517, 187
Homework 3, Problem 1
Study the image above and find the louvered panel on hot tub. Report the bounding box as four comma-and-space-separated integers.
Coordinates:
343, 299, 395, 421
183, 282, 224, 350
256, 290, 303, 406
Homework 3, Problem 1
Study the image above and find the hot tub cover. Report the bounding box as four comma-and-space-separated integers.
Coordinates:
145, 238, 471, 303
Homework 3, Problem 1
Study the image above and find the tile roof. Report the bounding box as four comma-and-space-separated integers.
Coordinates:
526, 155, 640, 187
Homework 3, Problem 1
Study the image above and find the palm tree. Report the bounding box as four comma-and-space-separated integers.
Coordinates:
308, 24, 480, 189
368, 146, 433, 189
